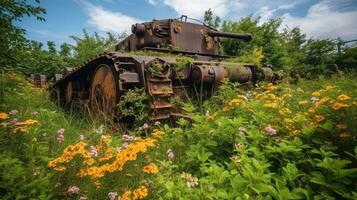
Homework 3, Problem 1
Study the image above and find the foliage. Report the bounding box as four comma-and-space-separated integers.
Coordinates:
204, 8, 221, 29
0, 0, 46, 68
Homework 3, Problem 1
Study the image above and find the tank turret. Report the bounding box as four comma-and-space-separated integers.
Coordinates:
116, 16, 252, 57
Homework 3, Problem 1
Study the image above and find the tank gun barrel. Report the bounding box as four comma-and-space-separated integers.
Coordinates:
208, 31, 252, 42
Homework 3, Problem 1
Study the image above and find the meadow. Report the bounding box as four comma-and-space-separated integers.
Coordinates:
0, 70, 356, 199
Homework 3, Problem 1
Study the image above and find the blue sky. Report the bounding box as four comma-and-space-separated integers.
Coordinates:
17, 0, 357, 47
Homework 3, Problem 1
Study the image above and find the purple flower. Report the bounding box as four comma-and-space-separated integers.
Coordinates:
32, 111, 39, 116
265, 126, 277, 135
90, 146, 98, 157
143, 123, 150, 129
108, 192, 118, 200
67, 186, 80, 195
167, 148, 174, 160
9, 110, 18, 115
122, 134, 134, 142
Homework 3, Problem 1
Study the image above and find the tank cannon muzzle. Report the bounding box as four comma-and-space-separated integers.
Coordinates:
208, 31, 252, 42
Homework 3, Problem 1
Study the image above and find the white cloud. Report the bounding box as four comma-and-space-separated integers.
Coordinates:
255, 2, 300, 24
82, 1, 140, 34
146, 0, 157, 6
281, 0, 357, 40
163, 0, 231, 19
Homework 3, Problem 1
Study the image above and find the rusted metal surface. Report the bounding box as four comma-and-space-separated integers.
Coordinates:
50, 17, 279, 126
31, 74, 46, 87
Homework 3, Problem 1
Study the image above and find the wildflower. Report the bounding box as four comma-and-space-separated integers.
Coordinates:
57, 128, 65, 135
143, 163, 159, 174
23, 119, 38, 125
94, 125, 104, 134
132, 186, 149, 200
167, 148, 174, 160
336, 124, 347, 129
0, 112, 8, 119
12, 118, 18, 123
222, 106, 230, 112
314, 97, 330, 108
57, 133, 64, 143
296, 88, 304, 92
332, 102, 350, 110
312, 91, 321, 96
67, 186, 80, 195
151, 129, 164, 139
314, 115, 325, 122
79, 196, 88, 200
238, 127, 247, 135
230, 155, 241, 164
279, 108, 291, 115
8, 109, 18, 115
122, 134, 135, 142
108, 192, 118, 200
298, 100, 308, 105
90, 146, 98, 157
310, 97, 319, 103
181, 172, 199, 188
235, 143, 244, 149
263, 102, 278, 109
32, 111, 39, 116
264, 126, 277, 135
13, 126, 28, 133
337, 94, 351, 101
284, 118, 294, 124
80, 135, 85, 141
308, 108, 316, 113
143, 123, 150, 129
154, 121, 161, 126
325, 85, 334, 91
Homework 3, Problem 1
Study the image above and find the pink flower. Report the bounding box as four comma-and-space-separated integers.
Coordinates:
108, 192, 118, 200
56, 134, 64, 143
79, 196, 88, 200
32, 111, 39, 116
57, 128, 65, 135
167, 148, 174, 160
265, 126, 277, 135
238, 127, 246, 135
9, 110, 18, 115
90, 146, 98, 157
67, 186, 80, 195
12, 118, 18, 123
143, 123, 150, 129
122, 134, 134, 142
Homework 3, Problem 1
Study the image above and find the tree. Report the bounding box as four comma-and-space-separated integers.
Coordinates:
47, 41, 56, 55
204, 8, 221, 29
0, 0, 46, 67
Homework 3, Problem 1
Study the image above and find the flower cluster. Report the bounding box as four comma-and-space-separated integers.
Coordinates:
180, 172, 199, 188
143, 163, 159, 174
0, 110, 38, 133
120, 186, 149, 200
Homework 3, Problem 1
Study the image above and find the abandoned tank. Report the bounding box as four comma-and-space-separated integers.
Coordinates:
51, 16, 275, 125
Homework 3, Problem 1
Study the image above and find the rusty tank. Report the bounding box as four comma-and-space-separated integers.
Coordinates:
51, 16, 274, 126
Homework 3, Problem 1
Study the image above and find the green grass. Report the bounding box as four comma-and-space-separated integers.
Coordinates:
1, 70, 356, 199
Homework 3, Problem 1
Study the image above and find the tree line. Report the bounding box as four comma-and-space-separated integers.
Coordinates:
1, 1, 356, 79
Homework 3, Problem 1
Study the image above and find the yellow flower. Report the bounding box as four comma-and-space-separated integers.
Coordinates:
132, 186, 149, 200
312, 91, 321, 96
325, 85, 334, 91
296, 88, 304, 93
332, 102, 350, 110
152, 129, 164, 139
0, 112, 8, 119
284, 118, 294, 124
279, 108, 291, 115
143, 163, 159, 174
314, 115, 325, 122
337, 94, 351, 101
314, 97, 330, 108
263, 102, 278, 109
222, 107, 230, 112
13, 126, 28, 133
336, 124, 347, 129
23, 119, 38, 125
121, 191, 132, 200
228, 99, 243, 106
308, 108, 316, 113
298, 100, 308, 105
